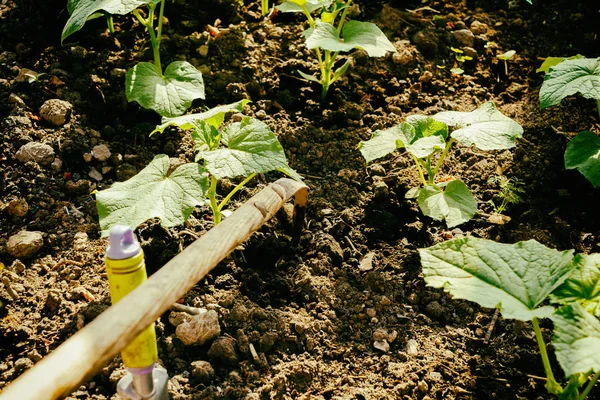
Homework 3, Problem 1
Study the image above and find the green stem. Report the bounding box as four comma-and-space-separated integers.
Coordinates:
156, 0, 165, 41
208, 176, 221, 225
106, 14, 115, 34
132, 9, 148, 26
321, 51, 333, 100
431, 138, 455, 180
532, 318, 562, 395
218, 173, 257, 211
504, 60, 508, 76
336, 0, 352, 34
410, 154, 427, 186
596, 99, 600, 120
261, 0, 269, 16
579, 371, 600, 400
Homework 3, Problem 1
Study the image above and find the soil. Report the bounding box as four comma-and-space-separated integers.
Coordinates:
1, 0, 600, 399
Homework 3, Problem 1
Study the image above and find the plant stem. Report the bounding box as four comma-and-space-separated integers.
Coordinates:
134, 3, 163, 72
336, 0, 352, 34
431, 138, 455, 179
596, 99, 600, 120
157, 0, 165, 40
532, 317, 562, 395
410, 154, 428, 186
321, 51, 332, 100
579, 371, 600, 400
218, 173, 257, 211
208, 176, 221, 225
504, 60, 508, 76
261, 0, 269, 16
106, 14, 115, 34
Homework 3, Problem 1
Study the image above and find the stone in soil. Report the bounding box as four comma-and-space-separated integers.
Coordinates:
15, 142, 55, 165
7, 230, 43, 258
6, 198, 28, 217
207, 336, 239, 366
452, 29, 475, 47
40, 99, 72, 126
175, 310, 220, 346
190, 360, 214, 385
92, 144, 111, 162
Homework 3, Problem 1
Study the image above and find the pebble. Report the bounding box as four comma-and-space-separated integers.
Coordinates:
358, 252, 375, 271
15, 142, 55, 165
316, 233, 344, 266
418, 380, 429, 394
175, 310, 220, 346
373, 340, 390, 352
470, 20, 488, 35
425, 301, 445, 319
50, 158, 63, 171
6, 198, 28, 217
92, 144, 111, 162
88, 167, 103, 181
452, 29, 475, 48
406, 339, 419, 356
190, 360, 214, 384
8, 93, 26, 108
40, 99, 72, 126
207, 336, 239, 365
73, 232, 88, 251
373, 179, 389, 200
44, 290, 62, 312
7, 231, 43, 258
14, 358, 34, 373
83, 153, 93, 163
368, 164, 386, 176
372, 328, 389, 341
259, 332, 278, 352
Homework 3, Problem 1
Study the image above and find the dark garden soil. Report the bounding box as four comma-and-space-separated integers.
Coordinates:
1, 0, 600, 398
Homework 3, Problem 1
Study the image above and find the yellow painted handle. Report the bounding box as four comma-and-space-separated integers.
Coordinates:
106, 251, 157, 368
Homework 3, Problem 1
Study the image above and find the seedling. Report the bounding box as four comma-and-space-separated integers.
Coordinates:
96, 100, 301, 235
420, 237, 600, 399
538, 56, 600, 187
497, 50, 516, 76
449, 47, 472, 76
275, 0, 396, 99
486, 176, 524, 214
62, 0, 205, 118
358, 102, 523, 227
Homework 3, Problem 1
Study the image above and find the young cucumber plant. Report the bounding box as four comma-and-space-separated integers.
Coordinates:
62, 0, 205, 118
420, 237, 600, 400
539, 56, 600, 187
358, 102, 523, 228
275, 0, 395, 99
95, 100, 301, 236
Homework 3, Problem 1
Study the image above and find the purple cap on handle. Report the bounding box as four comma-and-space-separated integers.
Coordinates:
107, 225, 141, 260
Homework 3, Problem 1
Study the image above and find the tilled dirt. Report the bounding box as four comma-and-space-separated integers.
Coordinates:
1, 0, 600, 399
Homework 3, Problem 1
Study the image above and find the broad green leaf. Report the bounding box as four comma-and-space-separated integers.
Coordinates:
126, 61, 205, 118
304, 20, 396, 57
152, 100, 249, 135
96, 154, 209, 236
198, 117, 296, 179
564, 131, 600, 187
418, 180, 477, 228
419, 237, 577, 320
551, 254, 600, 317
191, 121, 219, 153
359, 119, 447, 162
433, 102, 523, 151
62, 0, 158, 42
540, 57, 600, 109
553, 303, 600, 376
298, 70, 321, 83
276, 0, 332, 13
536, 55, 584, 74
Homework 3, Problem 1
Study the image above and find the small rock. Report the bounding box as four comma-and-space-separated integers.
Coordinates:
6, 198, 28, 217
40, 99, 72, 126
452, 29, 475, 48
366, 308, 377, 318
255, 110, 267, 120
73, 232, 88, 251
463, 47, 478, 60
429, 371, 443, 382
14, 358, 34, 373
412, 30, 438, 56
259, 332, 278, 353
8, 93, 26, 108
83, 153, 93, 163
175, 310, 220, 346
190, 360, 214, 384
419, 71, 434, 83
368, 164, 386, 176
373, 179, 389, 200
207, 336, 239, 365
27, 349, 42, 362
418, 380, 429, 394
92, 144, 111, 162
380, 296, 392, 306
116, 164, 137, 181
50, 158, 63, 171
359, 252, 375, 271
406, 339, 418, 356
88, 167, 103, 181
7, 231, 43, 258
425, 301, 446, 319
488, 214, 511, 225
470, 20, 488, 35
15, 142, 55, 165
10, 260, 26, 273
373, 340, 390, 352
316, 233, 344, 266
372, 328, 389, 342
169, 311, 191, 327
101, 166, 112, 174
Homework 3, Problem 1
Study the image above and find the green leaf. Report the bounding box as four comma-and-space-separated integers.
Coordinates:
198, 117, 296, 179
304, 20, 396, 57
62, 0, 158, 42
419, 237, 577, 320
359, 119, 447, 163
152, 100, 250, 135
96, 154, 209, 237
551, 254, 600, 317
497, 50, 516, 61
536, 55, 584, 74
298, 70, 321, 83
332, 59, 351, 82
126, 61, 205, 118
418, 180, 477, 228
540, 57, 600, 109
433, 102, 523, 150
564, 131, 600, 187
275, 0, 332, 13
553, 303, 600, 376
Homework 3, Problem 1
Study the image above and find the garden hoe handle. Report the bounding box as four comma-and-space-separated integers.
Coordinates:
106, 225, 168, 400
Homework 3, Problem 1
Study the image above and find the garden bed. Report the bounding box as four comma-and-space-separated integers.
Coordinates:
1, 0, 599, 398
